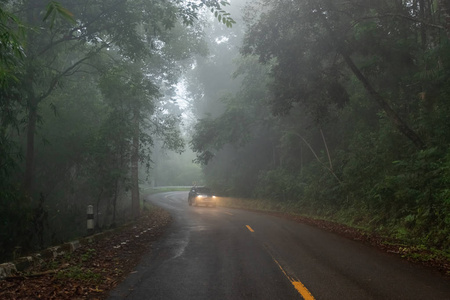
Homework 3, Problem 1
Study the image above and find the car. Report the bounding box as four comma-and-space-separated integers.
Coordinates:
188, 186, 216, 207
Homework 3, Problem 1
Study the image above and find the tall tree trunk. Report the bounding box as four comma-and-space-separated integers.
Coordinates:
112, 179, 118, 225
339, 49, 426, 149
24, 104, 37, 196
419, 0, 427, 49
440, 0, 450, 39
320, 2, 426, 149
130, 105, 140, 218
23, 0, 38, 197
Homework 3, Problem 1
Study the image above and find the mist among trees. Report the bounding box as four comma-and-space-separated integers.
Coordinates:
190, 0, 450, 250
1, 0, 450, 262
0, 0, 232, 261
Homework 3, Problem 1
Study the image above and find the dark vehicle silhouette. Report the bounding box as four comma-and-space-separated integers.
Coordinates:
188, 187, 216, 207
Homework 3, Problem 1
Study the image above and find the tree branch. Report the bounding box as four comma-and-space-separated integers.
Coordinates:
37, 0, 128, 56
320, 128, 333, 171
288, 131, 342, 184
38, 45, 107, 103
320, 0, 426, 149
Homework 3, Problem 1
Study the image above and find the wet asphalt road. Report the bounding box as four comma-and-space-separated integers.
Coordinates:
108, 191, 450, 300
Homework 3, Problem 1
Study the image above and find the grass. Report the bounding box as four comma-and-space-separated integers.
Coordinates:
149, 187, 190, 193
80, 248, 96, 262
56, 265, 102, 283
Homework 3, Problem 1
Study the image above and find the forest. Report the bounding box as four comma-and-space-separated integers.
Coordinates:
189, 0, 450, 252
1, 0, 450, 262
0, 0, 232, 261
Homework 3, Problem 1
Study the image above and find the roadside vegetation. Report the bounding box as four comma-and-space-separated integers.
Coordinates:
217, 197, 450, 275
2, 0, 450, 278
0, 0, 232, 263
147, 187, 191, 194
0, 204, 171, 299
189, 0, 450, 256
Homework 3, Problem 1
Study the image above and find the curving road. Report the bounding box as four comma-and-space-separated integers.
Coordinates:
108, 191, 450, 300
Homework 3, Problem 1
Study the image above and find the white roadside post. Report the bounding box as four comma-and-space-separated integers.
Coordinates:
87, 205, 94, 235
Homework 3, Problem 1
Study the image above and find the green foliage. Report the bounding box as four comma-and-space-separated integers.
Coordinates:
0, 0, 219, 260
81, 248, 96, 262
57, 265, 102, 283
369, 148, 450, 248
190, 105, 252, 165
178, 0, 236, 27
0, 7, 24, 85
209, 2, 236, 28
255, 168, 304, 203
190, 0, 450, 252
43, 1, 75, 29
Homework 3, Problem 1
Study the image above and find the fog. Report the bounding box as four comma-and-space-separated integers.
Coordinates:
1, 0, 449, 263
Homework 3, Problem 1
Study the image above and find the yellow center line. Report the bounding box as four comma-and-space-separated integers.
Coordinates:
224, 212, 234, 216
244, 227, 313, 298
272, 258, 315, 300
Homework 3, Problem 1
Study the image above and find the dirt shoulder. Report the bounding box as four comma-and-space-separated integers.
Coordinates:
0, 206, 172, 299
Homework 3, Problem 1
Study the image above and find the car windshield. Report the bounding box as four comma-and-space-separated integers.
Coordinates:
196, 187, 211, 194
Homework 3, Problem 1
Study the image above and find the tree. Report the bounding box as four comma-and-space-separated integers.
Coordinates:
189, 0, 450, 248
3, 0, 233, 198
240, 0, 450, 149
0, 7, 25, 184
0, 0, 234, 256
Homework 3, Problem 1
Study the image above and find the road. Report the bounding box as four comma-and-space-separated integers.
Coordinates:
109, 192, 450, 300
